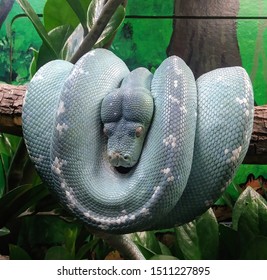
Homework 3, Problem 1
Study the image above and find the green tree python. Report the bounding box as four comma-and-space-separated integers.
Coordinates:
22, 49, 254, 236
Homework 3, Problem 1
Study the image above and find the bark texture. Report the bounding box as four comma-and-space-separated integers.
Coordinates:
167, 0, 242, 78
0, 84, 26, 135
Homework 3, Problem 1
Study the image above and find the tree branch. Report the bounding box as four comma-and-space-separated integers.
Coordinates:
0, 83, 266, 164
70, 0, 125, 64
0, 84, 26, 136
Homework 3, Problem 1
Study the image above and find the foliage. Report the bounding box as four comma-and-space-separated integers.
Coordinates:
132, 187, 267, 260
27, 0, 125, 75
0, 0, 45, 84
0, 135, 112, 259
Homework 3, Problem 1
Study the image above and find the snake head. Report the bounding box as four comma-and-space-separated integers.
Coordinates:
101, 69, 154, 168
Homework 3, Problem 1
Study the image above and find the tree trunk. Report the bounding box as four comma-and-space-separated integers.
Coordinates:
0, 83, 266, 164
167, 0, 242, 79
0, 0, 15, 29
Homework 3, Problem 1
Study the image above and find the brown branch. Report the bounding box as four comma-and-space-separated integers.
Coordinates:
0, 84, 26, 136
243, 105, 267, 164
0, 83, 266, 164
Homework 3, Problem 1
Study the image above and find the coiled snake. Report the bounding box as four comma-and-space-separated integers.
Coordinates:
22, 49, 254, 236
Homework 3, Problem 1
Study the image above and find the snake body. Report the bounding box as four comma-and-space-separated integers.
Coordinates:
22, 49, 254, 234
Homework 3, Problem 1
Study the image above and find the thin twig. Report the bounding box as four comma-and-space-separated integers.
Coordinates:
70, 0, 125, 63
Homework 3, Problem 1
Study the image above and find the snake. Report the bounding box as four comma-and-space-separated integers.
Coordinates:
22, 48, 254, 235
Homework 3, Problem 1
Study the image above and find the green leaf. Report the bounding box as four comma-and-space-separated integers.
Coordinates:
0, 134, 20, 157
9, 244, 31, 260
134, 242, 156, 260
0, 184, 50, 228
29, 48, 38, 77
232, 187, 267, 243
18, 215, 80, 251
66, 0, 88, 34
131, 231, 167, 256
6, 139, 33, 190
0, 154, 8, 195
44, 0, 91, 32
174, 208, 219, 260
64, 227, 78, 257
159, 241, 172, 256
145, 231, 162, 255
61, 24, 84, 61
16, 0, 57, 57
0, 227, 10, 237
240, 236, 267, 259
218, 224, 240, 259
35, 25, 74, 70
150, 254, 179, 260
76, 239, 99, 260
87, 0, 125, 48
45, 246, 73, 260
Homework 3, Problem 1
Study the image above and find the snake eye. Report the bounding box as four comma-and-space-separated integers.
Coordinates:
135, 126, 144, 138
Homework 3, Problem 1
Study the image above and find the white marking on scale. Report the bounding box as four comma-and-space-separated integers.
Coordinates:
167, 176, 175, 182
83, 212, 90, 218
51, 157, 67, 175
163, 135, 177, 148
78, 68, 85, 74
236, 97, 248, 105
169, 95, 180, 105
57, 101, 65, 116
129, 215, 136, 220
161, 168, 171, 174
231, 146, 242, 162
180, 105, 187, 114
56, 123, 69, 135
60, 180, 66, 189
32, 73, 44, 82
140, 208, 149, 215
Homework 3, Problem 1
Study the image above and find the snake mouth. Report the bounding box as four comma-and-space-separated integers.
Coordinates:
106, 151, 134, 174
115, 166, 132, 174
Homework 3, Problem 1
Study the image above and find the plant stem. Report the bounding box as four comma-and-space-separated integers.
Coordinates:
70, 0, 125, 63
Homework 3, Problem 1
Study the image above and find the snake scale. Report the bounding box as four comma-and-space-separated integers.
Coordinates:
22, 48, 254, 234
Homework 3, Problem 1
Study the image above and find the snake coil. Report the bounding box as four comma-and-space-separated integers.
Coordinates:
22, 49, 254, 234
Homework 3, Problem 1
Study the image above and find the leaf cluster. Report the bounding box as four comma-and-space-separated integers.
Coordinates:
16, 0, 125, 76
0, 135, 111, 260
132, 187, 267, 260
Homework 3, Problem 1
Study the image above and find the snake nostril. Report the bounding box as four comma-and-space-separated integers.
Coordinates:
108, 152, 121, 161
